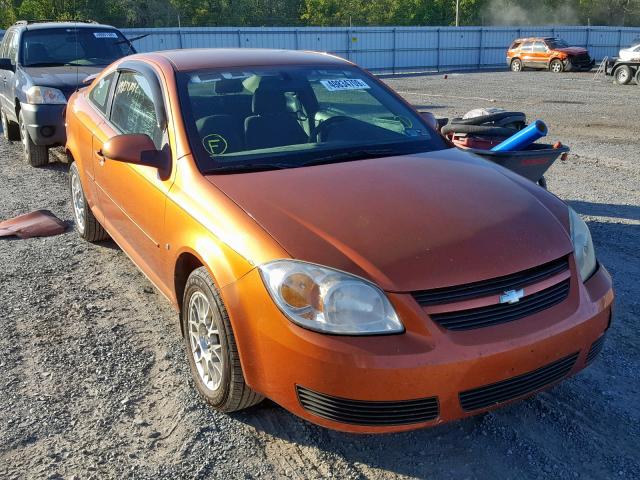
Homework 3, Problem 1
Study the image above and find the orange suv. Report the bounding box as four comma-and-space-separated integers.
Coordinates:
507, 37, 595, 73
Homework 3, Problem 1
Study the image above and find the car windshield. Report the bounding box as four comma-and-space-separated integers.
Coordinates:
20, 28, 132, 67
177, 65, 447, 173
545, 38, 570, 49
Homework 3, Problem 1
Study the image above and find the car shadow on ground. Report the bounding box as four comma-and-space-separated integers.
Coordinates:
569, 200, 640, 222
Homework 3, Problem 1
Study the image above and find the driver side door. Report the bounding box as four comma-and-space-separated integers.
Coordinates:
93, 68, 173, 292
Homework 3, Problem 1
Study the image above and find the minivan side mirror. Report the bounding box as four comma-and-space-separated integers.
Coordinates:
0, 58, 15, 72
101, 134, 169, 177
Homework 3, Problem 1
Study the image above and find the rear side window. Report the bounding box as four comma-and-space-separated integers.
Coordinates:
520, 41, 533, 52
88, 73, 114, 114
509, 41, 521, 50
110, 71, 162, 148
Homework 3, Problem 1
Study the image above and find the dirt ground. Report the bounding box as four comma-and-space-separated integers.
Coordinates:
0, 70, 638, 480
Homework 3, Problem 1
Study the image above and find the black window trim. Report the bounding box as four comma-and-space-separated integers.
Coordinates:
87, 71, 118, 120
110, 60, 168, 133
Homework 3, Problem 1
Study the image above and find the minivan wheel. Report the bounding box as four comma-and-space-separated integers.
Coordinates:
510, 59, 523, 72
19, 110, 49, 167
614, 65, 632, 85
182, 267, 263, 412
549, 59, 564, 73
69, 161, 109, 242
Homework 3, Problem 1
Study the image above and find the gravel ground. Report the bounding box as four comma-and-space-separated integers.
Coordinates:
0, 70, 638, 479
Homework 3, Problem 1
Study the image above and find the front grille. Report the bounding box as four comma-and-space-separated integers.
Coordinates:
571, 54, 592, 66
430, 279, 570, 331
296, 386, 439, 426
412, 256, 569, 306
459, 352, 579, 411
587, 335, 606, 364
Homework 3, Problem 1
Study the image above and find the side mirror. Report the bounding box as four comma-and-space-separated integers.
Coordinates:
0, 58, 14, 72
102, 134, 168, 174
419, 111, 438, 130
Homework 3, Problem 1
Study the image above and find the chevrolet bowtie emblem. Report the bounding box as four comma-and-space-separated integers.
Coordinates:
500, 289, 524, 304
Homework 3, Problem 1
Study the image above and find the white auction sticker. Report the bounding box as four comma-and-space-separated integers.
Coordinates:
320, 79, 370, 91
94, 32, 118, 39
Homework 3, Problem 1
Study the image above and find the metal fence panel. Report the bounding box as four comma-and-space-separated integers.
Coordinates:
2, 25, 640, 72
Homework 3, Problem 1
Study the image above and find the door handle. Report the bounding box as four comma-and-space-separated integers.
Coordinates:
96, 149, 105, 166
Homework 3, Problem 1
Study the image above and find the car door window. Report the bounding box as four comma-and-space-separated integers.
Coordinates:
0, 30, 10, 58
7, 30, 20, 65
110, 71, 163, 148
533, 42, 547, 53
89, 73, 115, 115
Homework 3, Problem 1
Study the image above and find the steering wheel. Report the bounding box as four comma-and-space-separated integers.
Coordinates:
314, 115, 351, 142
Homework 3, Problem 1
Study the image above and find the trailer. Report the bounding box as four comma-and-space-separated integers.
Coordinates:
606, 58, 640, 85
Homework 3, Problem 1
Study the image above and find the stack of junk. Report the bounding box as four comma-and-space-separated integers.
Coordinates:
438, 108, 569, 189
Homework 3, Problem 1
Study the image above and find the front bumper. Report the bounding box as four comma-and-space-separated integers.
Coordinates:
222, 262, 613, 433
20, 103, 66, 146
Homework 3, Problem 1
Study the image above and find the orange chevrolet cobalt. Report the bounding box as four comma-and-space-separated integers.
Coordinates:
65, 49, 613, 433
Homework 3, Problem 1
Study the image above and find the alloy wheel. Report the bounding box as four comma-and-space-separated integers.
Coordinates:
188, 291, 224, 391
71, 168, 86, 234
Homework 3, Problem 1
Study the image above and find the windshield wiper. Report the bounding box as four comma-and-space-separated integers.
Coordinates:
205, 162, 293, 174
297, 147, 396, 167
25, 62, 67, 67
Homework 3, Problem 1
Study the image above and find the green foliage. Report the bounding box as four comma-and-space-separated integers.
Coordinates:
1, 0, 638, 29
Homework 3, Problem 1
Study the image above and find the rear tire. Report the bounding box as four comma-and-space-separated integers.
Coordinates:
635, 68, 640, 86
510, 59, 523, 72
19, 110, 49, 167
182, 267, 263, 412
69, 161, 109, 242
549, 59, 564, 73
614, 65, 632, 85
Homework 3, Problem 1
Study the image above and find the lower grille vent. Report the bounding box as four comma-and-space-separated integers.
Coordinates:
296, 386, 439, 426
587, 335, 606, 364
459, 352, 579, 411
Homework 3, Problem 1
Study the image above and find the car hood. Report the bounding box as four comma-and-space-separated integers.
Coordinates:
23, 65, 105, 93
207, 149, 573, 292
555, 47, 588, 56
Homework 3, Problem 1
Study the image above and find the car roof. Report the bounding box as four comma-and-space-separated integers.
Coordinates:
512, 37, 556, 43
14, 21, 118, 31
149, 48, 351, 71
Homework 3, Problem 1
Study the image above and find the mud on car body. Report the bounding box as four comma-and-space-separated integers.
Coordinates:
0, 20, 133, 166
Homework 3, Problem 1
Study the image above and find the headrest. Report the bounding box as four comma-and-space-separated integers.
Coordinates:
252, 87, 288, 115
214, 78, 244, 94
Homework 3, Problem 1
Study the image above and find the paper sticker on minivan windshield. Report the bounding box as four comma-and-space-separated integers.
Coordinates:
320, 79, 370, 91
94, 32, 118, 39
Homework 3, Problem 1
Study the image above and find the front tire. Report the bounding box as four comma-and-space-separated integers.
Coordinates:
549, 59, 564, 73
614, 65, 632, 85
19, 110, 49, 167
510, 58, 523, 72
69, 161, 109, 242
182, 267, 263, 412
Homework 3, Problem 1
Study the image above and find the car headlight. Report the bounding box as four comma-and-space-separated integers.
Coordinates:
259, 260, 404, 335
25, 86, 67, 105
569, 207, 597, 282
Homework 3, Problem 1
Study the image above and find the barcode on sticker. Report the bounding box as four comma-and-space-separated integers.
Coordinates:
320, 79, 370, 91
94, 32, 118, 39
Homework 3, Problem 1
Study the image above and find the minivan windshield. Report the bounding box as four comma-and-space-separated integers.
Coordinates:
177, 65, 447, 173
20, 28, 132, 67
